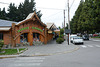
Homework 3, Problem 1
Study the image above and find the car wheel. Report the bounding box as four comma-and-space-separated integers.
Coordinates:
71, 41, 72, 43
72, 41, 73, 43
82, 42, 84, 45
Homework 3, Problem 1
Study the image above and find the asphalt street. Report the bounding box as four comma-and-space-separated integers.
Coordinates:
0, 40, 100, 67
40, 40, 100, 67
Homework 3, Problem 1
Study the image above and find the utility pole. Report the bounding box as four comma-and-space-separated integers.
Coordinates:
67, 0, 70, 45
64, 10, 65, 34
68, 0, 70, 29
64, 10, 66, 40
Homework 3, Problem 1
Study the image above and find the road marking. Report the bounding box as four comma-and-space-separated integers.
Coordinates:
80, 45, 100, 48
10, 63, 41, 66
15, 60, 43, 62
9, 57, 45, 66
92, 40, 100, 42
17, 57, 45, 60
80, 45, 87, 48
87, 45, 93, 47
95, 45, 100, 47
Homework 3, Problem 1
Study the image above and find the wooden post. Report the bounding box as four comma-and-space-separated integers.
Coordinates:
44, 27, 47, 44
28, 27, 33, 46
11, 23, 16, 47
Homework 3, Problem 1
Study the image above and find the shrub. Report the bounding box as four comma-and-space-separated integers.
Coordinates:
59, 34, 64, 38
0, 40, 4, 52
60, 29, 64, 35
56, 37, 64, 44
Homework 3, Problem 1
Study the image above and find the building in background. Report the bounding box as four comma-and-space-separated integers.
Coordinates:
0, 12, 57, 47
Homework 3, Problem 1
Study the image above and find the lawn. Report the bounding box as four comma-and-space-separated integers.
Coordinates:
92, 36, 100, 38
0, 48, 26, 55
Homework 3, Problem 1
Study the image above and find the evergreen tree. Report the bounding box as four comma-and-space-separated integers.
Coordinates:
0, 8, 7, 20
7, 3, 18, 21
70, 0, 84, 33
70, 0, 100, 34
92, 0, 100, 32
0, 0, 42, 22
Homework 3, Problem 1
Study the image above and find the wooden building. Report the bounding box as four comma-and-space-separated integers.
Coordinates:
0, 12, 57, 47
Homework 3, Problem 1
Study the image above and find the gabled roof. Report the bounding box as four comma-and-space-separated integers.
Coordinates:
17, 12, 46, 27
0, 19, 17, 27
46, 23, 57, 29
26, 13, 34, 19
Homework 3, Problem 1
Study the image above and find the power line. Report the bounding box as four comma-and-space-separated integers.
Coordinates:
0, 2, 9, 5
37, 7, 67, 11
42, 11, 63, 19
0, 2, 67, 11
69, 0, 75, 9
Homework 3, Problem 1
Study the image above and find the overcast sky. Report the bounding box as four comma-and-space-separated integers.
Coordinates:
0, 0, 81, 27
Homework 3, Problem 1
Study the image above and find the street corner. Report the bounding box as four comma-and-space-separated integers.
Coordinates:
20, 45, 80, 57
53, 45, 80, 55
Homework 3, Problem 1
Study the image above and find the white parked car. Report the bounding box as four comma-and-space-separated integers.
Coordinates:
73, 36, 84, 44
70, 35, 77, 43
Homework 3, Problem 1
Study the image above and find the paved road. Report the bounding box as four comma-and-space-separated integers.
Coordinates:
40, 40, 100, 67
0, 40, 100, 67
0, 56, 46, 67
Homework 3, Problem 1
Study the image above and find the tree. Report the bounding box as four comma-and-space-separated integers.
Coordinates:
0, 8, 7, 20
16, 0, 42, 21
60, 29, 64, 35
70, 0, 100, 34
0, 0, 42, 22
70, 0, 84, 33
92, 0, 100, 32
7, 3, 18, 21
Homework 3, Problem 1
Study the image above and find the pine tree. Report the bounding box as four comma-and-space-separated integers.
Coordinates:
0, 8, 7, 20
0, 0, 42, 22
70, 0, 84, 33
70, 0, 100, 33
7, 3, 18, 21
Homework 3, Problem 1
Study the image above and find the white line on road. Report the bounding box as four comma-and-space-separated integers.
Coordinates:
95, 45, 100, 47
92, 40, 100, 42
9, 57, 45, 67
17, 57, 45, 60
10, 63, 41, 66
87, 45, 93, 47
15, 60, 43, 62
80, 45, 87, 48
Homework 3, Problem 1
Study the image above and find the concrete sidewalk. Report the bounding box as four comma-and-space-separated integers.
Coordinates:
0, 40, 79, 58
19, 40, 79, 56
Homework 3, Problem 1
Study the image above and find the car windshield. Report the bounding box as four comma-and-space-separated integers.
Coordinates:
71, 36, 77, 38
74, 37, 82, 39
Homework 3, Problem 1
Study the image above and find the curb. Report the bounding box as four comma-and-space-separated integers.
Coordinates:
19, 46, 80, 57
18, 48, 28, 54
0, 46, 80, 59
0, 56, 17, 59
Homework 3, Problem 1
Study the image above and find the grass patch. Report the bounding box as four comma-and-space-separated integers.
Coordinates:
0, 48, 26, 55
19, 48, 26, 52
92, 37, 100, 38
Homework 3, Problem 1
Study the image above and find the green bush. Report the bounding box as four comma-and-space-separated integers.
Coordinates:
56, 37, 64, 44
60, 29, 64, 35
59, 34, 64, 38
0, 40, 4, 52
99, 34, 100, 37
